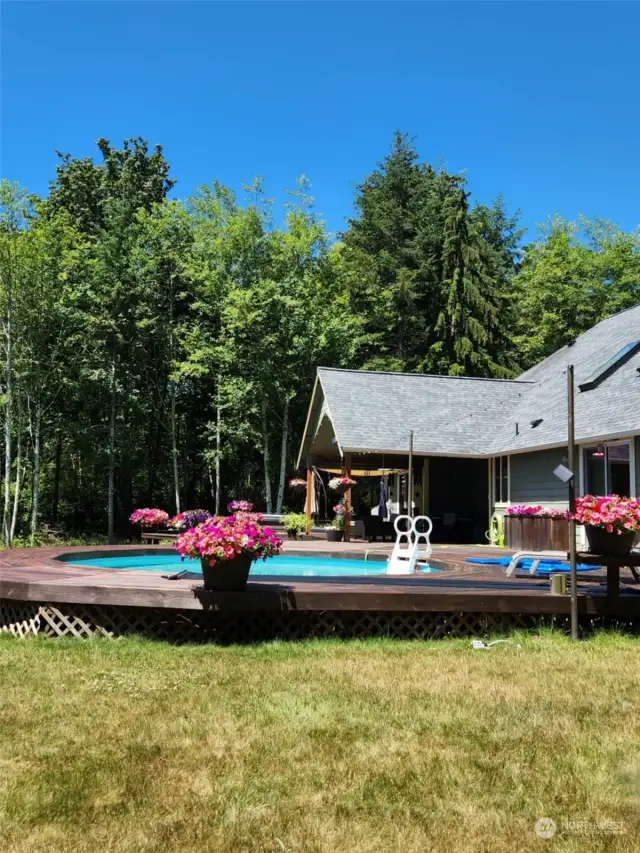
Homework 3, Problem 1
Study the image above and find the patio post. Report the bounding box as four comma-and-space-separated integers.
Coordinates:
343, 453, 352, 542
304, 466, 314, 535
408, 430, 414, 517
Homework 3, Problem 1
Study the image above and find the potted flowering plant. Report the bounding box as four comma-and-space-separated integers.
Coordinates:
505, 505, 568, 519
129, 508, 169, 529
328, 476, 356, 495
504, 505, 570, 550
325, 500, 346, 542
289, 478, 307, 492
573, 495, 640, 556
168, 509, 212, 531
174, 513, 282, 590
282, 512, 307, 540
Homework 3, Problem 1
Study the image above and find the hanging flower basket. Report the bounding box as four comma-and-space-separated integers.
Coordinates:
289, 478, 307, 492
227, 500, 254, 513
574, 495, 640, 557
129, 508, 169, 529
328, 476, 356, 495
174, 513, 282, 591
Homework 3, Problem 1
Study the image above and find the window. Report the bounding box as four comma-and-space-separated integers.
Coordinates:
493, 456, 509, 503
583, 441, 631, 496
579, 341, 640, 391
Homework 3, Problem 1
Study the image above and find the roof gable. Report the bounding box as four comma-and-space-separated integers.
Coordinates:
298, 305, 640, 462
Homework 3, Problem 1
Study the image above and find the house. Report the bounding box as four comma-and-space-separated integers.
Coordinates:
297, 305, 640, 542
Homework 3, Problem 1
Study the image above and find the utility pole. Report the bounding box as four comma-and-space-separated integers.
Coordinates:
567, 365, 578, 639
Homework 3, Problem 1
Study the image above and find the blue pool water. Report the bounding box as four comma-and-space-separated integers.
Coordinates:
62, 553, 441, 578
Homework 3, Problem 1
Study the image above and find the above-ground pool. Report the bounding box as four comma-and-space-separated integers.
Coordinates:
61, 552, 441, 578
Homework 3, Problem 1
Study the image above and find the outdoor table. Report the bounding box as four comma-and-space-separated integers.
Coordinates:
141, 530, 178, 544
574, 552, 640, 600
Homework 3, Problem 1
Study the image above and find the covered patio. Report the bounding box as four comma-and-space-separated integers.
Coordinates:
297, 367, 531, 543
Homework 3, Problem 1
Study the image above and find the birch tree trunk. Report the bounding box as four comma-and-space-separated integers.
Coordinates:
10, 425, 22, 542
52, 432, 61, 525
215, 386, 221, 516
107, 359, 116, 544
170, 382, 180, 514
2, 267, 12, 547
30, 403, 41, 544
275, 396, 289, 514
169, 271, 180, 514
261, 398, 273, 514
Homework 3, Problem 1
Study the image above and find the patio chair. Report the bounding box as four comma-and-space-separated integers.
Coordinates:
443, 512, 457, 537
505, 549, 578, 577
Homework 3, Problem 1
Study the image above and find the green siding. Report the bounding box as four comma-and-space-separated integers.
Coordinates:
509, 448, 569, 504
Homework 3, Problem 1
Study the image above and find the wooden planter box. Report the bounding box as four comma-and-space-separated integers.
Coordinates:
504, 516, 569, 552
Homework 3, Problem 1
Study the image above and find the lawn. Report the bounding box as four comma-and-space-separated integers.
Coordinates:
0, 632, 639, 853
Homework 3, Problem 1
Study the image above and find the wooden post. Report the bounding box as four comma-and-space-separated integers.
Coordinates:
343, 454, 352, 543
304, 466, 314, 535
408, 430, 414, 517
567, 365, 578, 640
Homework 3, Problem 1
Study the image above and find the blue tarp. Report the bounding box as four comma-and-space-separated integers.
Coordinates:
466, 555, 601, 573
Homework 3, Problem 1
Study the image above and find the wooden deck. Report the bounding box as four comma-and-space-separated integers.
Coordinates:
1, 541, 640, 620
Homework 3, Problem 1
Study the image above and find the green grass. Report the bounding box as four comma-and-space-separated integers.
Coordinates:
1, 631, 639, 852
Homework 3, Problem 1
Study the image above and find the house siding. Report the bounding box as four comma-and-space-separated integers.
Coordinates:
509, 448, 569, 505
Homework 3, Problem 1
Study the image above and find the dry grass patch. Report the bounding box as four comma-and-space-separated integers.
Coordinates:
0, 631, 639, 852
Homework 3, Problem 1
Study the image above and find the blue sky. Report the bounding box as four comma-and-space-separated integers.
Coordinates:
2, 1, 639, 240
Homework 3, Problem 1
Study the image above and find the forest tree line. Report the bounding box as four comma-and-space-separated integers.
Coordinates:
1, 132, 639, 544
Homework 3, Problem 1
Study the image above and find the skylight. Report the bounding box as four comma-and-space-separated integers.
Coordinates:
579, 340, 640, 392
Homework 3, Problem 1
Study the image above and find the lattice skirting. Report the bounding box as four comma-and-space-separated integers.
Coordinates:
1, 599, 637, 642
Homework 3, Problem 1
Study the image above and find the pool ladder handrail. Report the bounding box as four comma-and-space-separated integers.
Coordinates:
387, 515, 433, 574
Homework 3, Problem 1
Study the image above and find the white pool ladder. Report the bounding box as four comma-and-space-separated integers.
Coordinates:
387, 515, 433, 574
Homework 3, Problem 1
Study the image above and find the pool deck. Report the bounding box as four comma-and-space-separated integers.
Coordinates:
1, 541, 640, 619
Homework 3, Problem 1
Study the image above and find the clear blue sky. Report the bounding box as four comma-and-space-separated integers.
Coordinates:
2, 1, 639, 239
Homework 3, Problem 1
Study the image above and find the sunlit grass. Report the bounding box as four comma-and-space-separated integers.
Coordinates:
0, 631, 639, 852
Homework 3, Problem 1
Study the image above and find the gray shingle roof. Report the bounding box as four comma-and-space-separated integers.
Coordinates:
303, 305, 640, 459
317, 369, 531, 456
491, 304, 640, 454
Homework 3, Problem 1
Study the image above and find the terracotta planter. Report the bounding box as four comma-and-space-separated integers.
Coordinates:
325, 529, 343, 542
585, 526, 635, 557
504, 516, 568, 552
200, 553, 253, 590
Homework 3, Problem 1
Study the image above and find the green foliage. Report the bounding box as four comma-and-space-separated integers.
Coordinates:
1, 134, 638, 541
281, 512, 307, 534
512, 216, 640, 368
342, 133, 522, 376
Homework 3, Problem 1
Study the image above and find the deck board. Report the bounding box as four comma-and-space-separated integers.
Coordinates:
1, 542, 639, 618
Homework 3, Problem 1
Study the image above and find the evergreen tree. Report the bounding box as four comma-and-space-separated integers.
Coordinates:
343, 133, 521, 376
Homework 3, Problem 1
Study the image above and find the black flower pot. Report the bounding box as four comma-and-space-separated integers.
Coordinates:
325, 529, 343, 542
585, 526, 635, 557
287, 530, 299, 540
200, 553, 253, 590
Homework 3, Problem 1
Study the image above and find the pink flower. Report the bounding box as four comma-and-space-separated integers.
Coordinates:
174, 512, 283, 565
130, 508, 169, 528
573, 495, 640, 534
